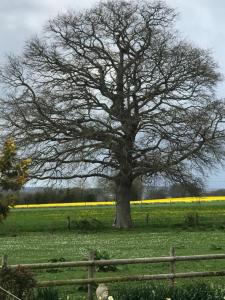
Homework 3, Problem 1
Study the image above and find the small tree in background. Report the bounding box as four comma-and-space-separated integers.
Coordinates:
97, 176, 143, 201
169, 180, 204, 198
0, 138, 31, 220
144, 186, 169, 200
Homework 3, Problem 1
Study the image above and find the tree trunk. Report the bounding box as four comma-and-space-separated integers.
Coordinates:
113, 180, 133, 229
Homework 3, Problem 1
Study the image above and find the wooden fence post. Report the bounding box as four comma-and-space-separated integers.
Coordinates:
67, 216, 71, 230
87, 250, 96, 300
170, 246, 176, 287
2, 255, 8, 270
146, 213, 149, 225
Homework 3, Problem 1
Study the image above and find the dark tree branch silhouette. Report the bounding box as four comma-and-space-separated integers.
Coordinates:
0, 0, 225, 228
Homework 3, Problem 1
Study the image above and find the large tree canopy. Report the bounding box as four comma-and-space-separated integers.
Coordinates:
0, 0, 225, 227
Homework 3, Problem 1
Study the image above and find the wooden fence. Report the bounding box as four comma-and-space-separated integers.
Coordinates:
2, 248, 225, 300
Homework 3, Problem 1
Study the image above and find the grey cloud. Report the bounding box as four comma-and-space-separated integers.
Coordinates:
0, 0, 98, 59
167, 0, 225, 96
0, 0, 46, 13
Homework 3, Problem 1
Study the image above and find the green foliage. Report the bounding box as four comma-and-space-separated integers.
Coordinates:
16, 187, 98, 204
0, 138, 31, 191
0, 193, 18, 222
0, 266, 36, 299
35, 287, 59, 300
95, 250, 118, 272
210, 244, 223, 251
0, 202, 9, 221
113, 282, 225, 300
0, 138, 31, 220
72, 217, 103, 232
184, 212, 199, 227
48, 257, 66, 263
45, 257, 66, 274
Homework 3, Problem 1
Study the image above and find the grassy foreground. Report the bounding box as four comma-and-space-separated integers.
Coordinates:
1, 202, 225, 298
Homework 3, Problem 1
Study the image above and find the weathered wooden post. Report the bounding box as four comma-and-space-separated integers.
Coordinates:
2, 254, 8, 270
170, 246, 176, 287
67, 216, 71, 230
87, 250, 96, 300
146, 213, 149, 225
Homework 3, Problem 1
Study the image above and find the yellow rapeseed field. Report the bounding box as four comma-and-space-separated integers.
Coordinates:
13, 196, 225, 209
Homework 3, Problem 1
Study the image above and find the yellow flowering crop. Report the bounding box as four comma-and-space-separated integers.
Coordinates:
13, 196, 225, 209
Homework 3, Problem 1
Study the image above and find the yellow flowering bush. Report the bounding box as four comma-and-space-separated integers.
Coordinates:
0, 138, 31, 220
0, 138, 31, 190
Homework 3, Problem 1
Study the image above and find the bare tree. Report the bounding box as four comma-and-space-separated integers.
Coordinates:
169, 180, 204, 198
0, 0, 225, 228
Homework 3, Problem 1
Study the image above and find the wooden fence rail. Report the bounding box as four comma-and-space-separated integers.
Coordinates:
3, 253, 225, 270
2, 249, 225, 300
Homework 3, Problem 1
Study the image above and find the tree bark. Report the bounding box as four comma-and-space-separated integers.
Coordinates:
113, 180, 133, 229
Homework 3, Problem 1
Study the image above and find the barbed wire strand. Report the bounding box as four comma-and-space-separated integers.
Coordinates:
0, 285, 22, 300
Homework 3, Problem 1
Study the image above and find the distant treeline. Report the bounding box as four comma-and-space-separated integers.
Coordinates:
1, 188, 110, 205
145, 185, 225, 200
1, 184, 224, 205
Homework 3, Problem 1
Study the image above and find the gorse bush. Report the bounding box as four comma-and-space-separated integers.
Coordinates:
0, 138, 31, 220
0, 266, 36, 299
113, 282, 225, 300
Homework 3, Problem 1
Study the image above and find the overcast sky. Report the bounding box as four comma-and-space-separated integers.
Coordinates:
0, 0, 225, 190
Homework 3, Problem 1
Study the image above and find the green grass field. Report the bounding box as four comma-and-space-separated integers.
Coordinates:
1, 202, 225, 298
